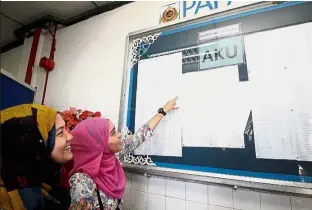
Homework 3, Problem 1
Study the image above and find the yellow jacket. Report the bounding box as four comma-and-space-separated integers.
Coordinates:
0, 177, 13, 209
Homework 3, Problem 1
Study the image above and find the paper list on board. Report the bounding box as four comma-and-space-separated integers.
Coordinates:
293, 68, 312, 162
251, 66, 299, 160
293, 23, 312, 161
134, 53, 182, 157
251, 70, 312, 161
181, 65, 251, 148
294, 25, 312, 161
244, 23, 312, 161
244, 29, 292, 160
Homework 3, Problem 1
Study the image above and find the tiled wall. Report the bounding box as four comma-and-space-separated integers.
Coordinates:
123, 173, 312, 210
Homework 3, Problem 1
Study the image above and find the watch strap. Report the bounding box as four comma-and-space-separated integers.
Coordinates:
158, 108, 167, 116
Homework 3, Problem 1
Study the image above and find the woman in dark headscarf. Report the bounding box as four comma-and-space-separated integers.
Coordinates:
0, 104, 89, 210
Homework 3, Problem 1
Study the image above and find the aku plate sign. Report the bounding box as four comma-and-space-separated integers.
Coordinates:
199, 36, 244, 70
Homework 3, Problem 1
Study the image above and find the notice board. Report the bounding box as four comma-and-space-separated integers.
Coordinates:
119, 1, 312, 192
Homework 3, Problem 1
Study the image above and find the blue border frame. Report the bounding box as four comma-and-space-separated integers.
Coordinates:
125, 1, 312, 183
155, 162, 312, 183
162, 1, 306, 36
126, 67, 135, 127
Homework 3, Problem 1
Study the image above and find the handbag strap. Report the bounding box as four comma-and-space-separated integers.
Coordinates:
96, 188, 104, 210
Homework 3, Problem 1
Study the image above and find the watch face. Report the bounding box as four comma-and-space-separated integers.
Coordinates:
158, 108, 166, 115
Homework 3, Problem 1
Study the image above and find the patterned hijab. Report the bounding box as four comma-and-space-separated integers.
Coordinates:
0, 104, 58, 209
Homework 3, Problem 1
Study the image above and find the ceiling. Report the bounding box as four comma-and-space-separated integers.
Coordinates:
0, 1, 130, 52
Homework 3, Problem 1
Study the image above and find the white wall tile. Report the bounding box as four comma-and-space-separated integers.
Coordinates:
147, 193, 166, 210
233, 189, 260, 210
261, 193, 291, 210
148, 177, 166, 195
131, 174, 148, 192
209, 205, 233, 210
291, 196, 312, 210
208, 185, 233, 208
130, 190, 147, 210
126, 173, 312, 210
186, 201, 208, 210
166, 179, 186, 199
166, 197, 186, 210
123, 187, 131, 210
186, 182, 208, 203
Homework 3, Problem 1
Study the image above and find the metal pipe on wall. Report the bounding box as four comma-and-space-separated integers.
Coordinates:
24, 28, 41, 85
41, 24, 57, 105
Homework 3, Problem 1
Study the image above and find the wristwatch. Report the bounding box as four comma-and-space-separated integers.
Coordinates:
158, 108, 167, 116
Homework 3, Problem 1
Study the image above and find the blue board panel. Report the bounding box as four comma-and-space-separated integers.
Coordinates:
127, 2, 312, 183
1, 73, 35, 110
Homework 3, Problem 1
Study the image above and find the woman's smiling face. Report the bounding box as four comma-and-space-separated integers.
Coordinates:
51, 114, 73, 163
